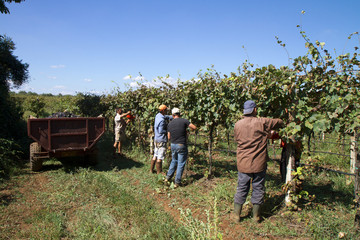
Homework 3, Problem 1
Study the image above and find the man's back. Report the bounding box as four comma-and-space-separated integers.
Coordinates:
234, 116, 283, 173
168, 118, 190, 145
154, 113, 172, 142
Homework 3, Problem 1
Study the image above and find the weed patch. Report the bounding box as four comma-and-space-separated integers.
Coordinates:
1, 133, 360, 239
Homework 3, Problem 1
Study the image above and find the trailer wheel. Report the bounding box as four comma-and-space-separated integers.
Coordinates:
30, 142, 43, 171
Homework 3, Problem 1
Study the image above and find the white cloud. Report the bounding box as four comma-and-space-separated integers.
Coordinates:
159, 76, 178, 86
87, 90, 102, 94
134, 76, 145, 81
123, 75, 131, 80
48, 76, 57, 80
50, 64, 65, 69
129, 76, 180, 89
58, 91, 75, 95
84, 78, 92, 82
53, 85, 66, 89
123, 75, 146, 82
129, 82, 139, 88
150, 76, 179, 87
10, 83, 34, 92
142, 82, 156, 88
11, 83, 78, 95
127, 75, 147, 88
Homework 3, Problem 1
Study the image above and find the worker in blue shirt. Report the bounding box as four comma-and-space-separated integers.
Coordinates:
150, 104, 173, 174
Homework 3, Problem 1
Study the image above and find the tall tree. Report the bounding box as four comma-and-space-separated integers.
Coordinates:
75, 93, 106, 117
0, 35, 29, 139
0, 35, 29, 90
0, 0, 25, 14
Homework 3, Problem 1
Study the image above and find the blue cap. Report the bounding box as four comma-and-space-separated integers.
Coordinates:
243, 100, 256, 115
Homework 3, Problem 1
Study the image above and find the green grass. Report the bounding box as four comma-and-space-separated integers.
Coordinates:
190, 133, 359, 238
1, 131, 360, 239
5, 167, 189, 239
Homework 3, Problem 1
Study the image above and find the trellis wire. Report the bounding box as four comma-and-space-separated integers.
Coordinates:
187, 133, 356, 177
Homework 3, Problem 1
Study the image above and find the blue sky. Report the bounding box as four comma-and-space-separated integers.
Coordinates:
1, 0, 359, 95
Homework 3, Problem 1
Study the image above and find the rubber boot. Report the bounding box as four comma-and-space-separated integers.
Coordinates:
150, 159, 156, 173
156, 161, 162, 174
252, 204, 261, 223
231, 203, 242, 222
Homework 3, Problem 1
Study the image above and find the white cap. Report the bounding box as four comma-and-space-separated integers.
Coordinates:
172, 107, 180, 115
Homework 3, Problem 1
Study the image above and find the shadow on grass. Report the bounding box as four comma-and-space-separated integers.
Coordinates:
191, 151, 237, 179
42, 151, 144, 174
263, 171, 354, 219
212, 159, 237, 178
183, 171, 204, 186
303, 181, 353, 206
182, 150, 237, 186
89, 132, 144, 172
0, 192, 13, 207
56, 150, 144, 173
37, 132, 144, 173
41, 160, 64, 172
94, 153, 144, 172
262, 172, 286, 218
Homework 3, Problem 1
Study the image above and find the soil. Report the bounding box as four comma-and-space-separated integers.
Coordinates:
122, 170, 283, 240
0, 159, 294, 240
0, 171, 49, 237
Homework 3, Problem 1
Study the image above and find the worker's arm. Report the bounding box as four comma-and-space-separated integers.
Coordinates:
120, 111, 131, 118
189, 123, 196, 131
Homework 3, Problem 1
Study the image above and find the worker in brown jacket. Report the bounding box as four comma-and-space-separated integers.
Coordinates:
233, 100, 284, 223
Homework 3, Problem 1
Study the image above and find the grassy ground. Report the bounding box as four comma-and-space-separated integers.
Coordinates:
1, 132, 359, 239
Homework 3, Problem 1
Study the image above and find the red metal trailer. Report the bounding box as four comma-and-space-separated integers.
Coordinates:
27, 117, 105, 171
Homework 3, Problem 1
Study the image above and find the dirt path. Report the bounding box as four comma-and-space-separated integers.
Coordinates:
0, 171, 49, 238
1, 163, 283, 239
121, 171, 271, 240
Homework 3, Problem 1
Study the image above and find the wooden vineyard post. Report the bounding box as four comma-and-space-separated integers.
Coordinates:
353, 131, 360, 226
227, 131, 230, 156
351, 133, 357, 174
208, 126, 214, 178
285, 143, 296, 206
194, 131, 198, 148
273, 141, 276, 160
137, 117, 141, 147
149, 131, 154, 155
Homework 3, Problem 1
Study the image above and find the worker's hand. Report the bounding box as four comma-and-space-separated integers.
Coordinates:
267, 130, 274, 139
268, 130, 280, 139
